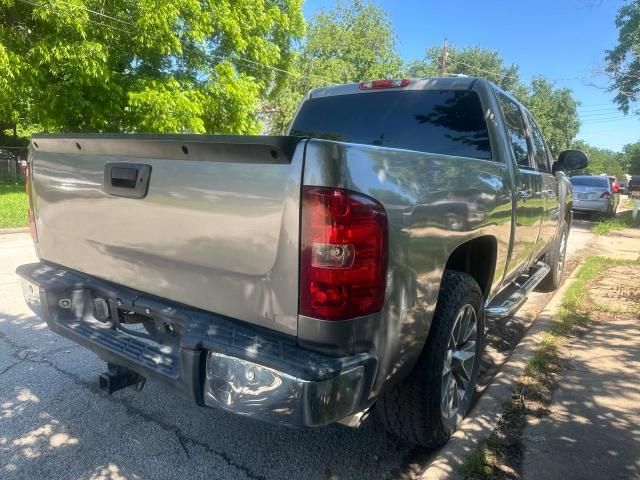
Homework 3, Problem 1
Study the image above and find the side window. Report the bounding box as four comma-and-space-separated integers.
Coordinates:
497, 93, 531, 169
526, 112, 551, 172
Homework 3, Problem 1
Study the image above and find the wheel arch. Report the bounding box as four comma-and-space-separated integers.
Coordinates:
443, 235, 497, 299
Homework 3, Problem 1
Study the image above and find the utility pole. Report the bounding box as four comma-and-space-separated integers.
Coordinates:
438, 39, 449, 77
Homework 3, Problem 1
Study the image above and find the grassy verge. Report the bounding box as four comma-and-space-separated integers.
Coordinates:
459, 256, 635, 480
591, 210, 634, 235
0, 181, 28, 229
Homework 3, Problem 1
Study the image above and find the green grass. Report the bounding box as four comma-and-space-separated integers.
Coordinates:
460, 256, 637, 480
591, 210, 634, 235
459, 448, 496, 480
0, 181, 28, 229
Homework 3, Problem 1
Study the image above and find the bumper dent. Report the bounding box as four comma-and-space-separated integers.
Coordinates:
16, 262, 375, 427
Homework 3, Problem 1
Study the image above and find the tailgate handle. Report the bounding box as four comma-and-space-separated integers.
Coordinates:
104, 163, 152, 199
111, 167, 138, 188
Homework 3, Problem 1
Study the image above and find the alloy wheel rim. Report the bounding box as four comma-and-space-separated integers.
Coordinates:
441, 304, 478, 421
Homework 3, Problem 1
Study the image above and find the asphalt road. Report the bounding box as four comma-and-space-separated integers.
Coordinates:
0, 220, 596, 480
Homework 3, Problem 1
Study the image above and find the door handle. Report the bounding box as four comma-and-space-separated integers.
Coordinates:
104, 163, 152, 199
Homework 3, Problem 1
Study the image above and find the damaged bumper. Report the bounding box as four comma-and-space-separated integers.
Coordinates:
16, 262, 376, 427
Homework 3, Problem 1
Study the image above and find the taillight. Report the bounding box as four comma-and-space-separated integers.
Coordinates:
25, 161, 37, 242
600, 191, 611, 199
300, 186, 388, 321
359, 79, 410, 90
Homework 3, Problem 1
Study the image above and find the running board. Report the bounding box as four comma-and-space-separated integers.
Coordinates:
485, 261, 551, 319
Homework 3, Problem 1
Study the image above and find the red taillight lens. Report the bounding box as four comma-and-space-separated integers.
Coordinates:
600, 191, 611, 198
300, 186, 388, 321
25, 162, 37, 242
359, 79, 410, 90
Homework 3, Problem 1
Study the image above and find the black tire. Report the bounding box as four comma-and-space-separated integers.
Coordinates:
537, 221, 569, 292
377, 271, 484, 448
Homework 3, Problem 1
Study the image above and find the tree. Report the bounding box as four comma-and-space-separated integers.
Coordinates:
266, 0, 402, 133
623, 141, 640, 175
572, 140, 627, 178
522, 77, 580, 156
605, 0, 640, 116
408, 45, 579, 156
407, 44, 525, 95
0, 0, 304, 134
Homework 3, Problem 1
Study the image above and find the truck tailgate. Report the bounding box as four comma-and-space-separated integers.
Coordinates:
29, 135, 305, 336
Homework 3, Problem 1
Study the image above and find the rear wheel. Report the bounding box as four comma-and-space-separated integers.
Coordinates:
537, 221, 568, 292
377, 271, 484, 448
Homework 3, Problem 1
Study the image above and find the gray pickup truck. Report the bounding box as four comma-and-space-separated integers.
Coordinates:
17, 77, 587, 448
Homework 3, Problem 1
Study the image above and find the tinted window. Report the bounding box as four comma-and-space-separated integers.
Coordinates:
496, 94, 531, 168
570, 177, 609, 187
290, 90, 492, 160
526, 113, 551, 172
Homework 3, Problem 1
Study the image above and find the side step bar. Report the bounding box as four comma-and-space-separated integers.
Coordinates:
485, 261, 551, 319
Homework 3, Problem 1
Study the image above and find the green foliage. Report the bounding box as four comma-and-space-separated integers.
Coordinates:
266, 0, 402, 133
591, 211, 635, 235
623, 141, 640, 175
522, 77, 580, 156
572, 139, 627, 177
0, 0, 305, 134
407, 44, 579, 156
407, 44, 524, 94
605, 0, 640, 116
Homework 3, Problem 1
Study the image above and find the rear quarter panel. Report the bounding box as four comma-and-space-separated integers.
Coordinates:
301, 139, 512, 396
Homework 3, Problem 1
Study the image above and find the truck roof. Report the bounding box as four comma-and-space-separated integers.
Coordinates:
308, 76, 488, 99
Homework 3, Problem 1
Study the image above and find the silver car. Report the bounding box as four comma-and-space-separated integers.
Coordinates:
571, 175, 619, 216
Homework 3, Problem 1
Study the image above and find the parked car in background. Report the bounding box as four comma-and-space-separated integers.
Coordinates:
608, 175, 620, 193
0, 148, 16, 161
571, 175, 619, 216
17, 76, 587, 449
619, 181, 627, 194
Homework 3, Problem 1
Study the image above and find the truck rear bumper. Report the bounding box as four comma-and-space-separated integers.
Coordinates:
16, 262, 376, 427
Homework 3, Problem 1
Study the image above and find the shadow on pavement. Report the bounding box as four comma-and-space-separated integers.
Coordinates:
522, 316, 640, 479
0, 310, 413, 480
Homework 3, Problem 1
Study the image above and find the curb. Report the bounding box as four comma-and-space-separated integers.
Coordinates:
418, 261, 585, 480
0, 227, 29, 235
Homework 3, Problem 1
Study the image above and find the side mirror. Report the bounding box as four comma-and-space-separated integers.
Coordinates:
553, 150, 589, 173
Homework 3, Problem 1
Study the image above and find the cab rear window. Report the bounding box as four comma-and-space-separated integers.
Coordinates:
290, 90, 493, 160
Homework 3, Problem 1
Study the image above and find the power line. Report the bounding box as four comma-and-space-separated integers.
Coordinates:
578, 107, 619, 112
16, 0, 133, 34
580, 113, 630, 119
50, 0, 134, 26
580, 111, 626, 118
449, 60, 584, 84
581, 117, 636, 125
578, 110, 620, 116
578, 105, 619, 110
581, 118, 631, 123
578, 103, 619, 107
210, 52, 331, 85
15, 0, 334, 88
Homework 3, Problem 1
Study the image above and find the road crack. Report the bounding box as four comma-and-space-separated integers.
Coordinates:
175, 430, 191, 460
10, 349, 267, 480
0, 361, 23, 377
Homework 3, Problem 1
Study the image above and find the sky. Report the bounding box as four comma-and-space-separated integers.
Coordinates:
302, 0, 640, 152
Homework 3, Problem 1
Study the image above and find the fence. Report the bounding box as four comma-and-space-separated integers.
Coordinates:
0, 146, 27, 183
